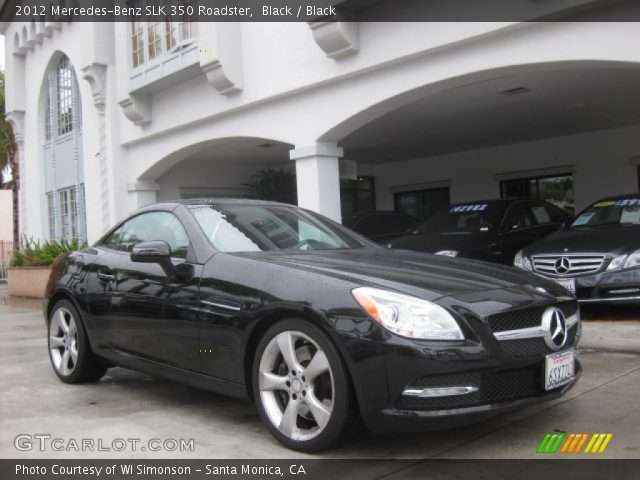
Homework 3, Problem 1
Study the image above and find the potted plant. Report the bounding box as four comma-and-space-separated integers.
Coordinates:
7, 238, 83, 299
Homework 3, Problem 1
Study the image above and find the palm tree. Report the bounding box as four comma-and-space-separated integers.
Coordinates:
0, 70, 20, 244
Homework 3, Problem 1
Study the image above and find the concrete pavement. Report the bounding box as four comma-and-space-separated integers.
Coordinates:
1, 285, 639, 460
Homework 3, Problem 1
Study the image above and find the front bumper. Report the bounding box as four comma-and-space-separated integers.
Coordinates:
364, 359, 582, 432
537, 268, 640, 304
343, 296, 582, 433
368, 364, 581, 432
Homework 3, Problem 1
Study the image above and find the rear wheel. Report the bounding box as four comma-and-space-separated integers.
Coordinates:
48, 300, 107, 383
252, 319, 357, 452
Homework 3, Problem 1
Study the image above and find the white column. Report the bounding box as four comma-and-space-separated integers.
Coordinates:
5, 111, 26, 242
81, 63, 110, 234
127, 181, 159, 212
290, 142, 343, 223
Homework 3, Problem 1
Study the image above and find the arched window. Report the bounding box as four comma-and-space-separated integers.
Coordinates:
56, 56, 75, 135
43, 54, 86, 242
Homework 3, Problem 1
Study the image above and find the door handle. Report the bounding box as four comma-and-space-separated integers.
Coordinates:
97, 271, 116, 283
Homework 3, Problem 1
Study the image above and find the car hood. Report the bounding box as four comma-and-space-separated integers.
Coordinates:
240, 248, 549, 300
523, 225, 640, 256
389, 232, 492, 254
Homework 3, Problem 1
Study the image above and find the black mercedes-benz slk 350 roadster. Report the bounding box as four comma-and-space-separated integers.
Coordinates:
44, 199, 581, 451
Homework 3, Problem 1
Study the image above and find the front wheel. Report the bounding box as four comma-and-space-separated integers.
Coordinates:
48, 300, 107, 383
252, 319, 357, 452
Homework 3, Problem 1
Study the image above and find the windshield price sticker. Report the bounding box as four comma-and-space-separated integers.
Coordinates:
573, 213, 594, 226
615, 199, 640, 206
450, 204, 488, 213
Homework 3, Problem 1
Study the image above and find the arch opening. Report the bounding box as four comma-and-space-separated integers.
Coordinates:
138, 137, 297, 205
319, 60, 640, 221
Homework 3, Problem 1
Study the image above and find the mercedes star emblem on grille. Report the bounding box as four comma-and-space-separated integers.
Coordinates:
554, 257, 571, 275
542, 307, 568, 350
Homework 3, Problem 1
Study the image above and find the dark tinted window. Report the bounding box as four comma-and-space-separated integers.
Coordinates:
544, 203, 568, 223
503, 203, 535, 231
340, 176, 376, 221
500, 174, 574, 216
530, 203, 552, 224
100, 212, 190, 258
395, 187, 450, 221
353, 213, 416, 236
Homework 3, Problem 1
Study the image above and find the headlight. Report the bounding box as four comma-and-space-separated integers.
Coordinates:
435, 250, 458, 257
514, 250, 533, 271
624, 250, 640, 269
607, 255, 627, 271
351, 287, 464, 340
607, 250, 640, 271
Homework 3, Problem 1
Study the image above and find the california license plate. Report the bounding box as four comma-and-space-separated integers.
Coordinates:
545, 350, 575, 391
555, 277, 576, 293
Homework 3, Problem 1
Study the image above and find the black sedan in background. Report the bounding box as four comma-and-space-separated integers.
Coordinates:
390, 199, 570, 265
345, 210, 419, 244
515, 194, 640, 303
45, 199, 580, 452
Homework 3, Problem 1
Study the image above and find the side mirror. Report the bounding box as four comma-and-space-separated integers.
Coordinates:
131, 240, 175, 277
131, 240, 171, 263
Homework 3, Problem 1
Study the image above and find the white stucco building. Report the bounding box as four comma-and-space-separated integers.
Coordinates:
3, 1, 640, 244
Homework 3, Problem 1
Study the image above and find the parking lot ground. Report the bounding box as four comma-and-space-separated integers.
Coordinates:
580, 303, 640, 321
1, 284, 639, 461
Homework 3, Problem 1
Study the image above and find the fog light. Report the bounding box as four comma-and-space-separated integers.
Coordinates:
402, 386, 478, 397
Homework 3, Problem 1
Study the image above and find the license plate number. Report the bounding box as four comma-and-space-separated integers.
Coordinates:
545, 350, 575, 391
555, 278, 575, 293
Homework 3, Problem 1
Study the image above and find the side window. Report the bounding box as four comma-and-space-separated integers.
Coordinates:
101, 224, 125, 249
101, 212, 190, 259
354, 214, 417, 236
503, 203, 535, 231
545, 204, 568, 223
119, 215, 147, 252
530, 203, 552, 225
352, 216, 379, 236
380, 214, 417, 233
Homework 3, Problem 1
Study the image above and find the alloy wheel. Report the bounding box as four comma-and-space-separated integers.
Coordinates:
258, 330, 334, 442
49, 307, 79, 377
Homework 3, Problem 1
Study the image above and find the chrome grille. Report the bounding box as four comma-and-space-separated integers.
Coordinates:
532, 254, 605, 276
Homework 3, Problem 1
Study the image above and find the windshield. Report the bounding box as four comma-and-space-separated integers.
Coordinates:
417, 202, 503, 234
191, 204, 375, 252
571, 198, 640, 228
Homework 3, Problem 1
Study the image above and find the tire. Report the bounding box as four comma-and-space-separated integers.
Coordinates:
252, 318, 357, 452
47, 300, 107, 384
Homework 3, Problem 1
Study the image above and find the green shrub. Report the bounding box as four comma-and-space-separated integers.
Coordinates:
10, 237, 86, 268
